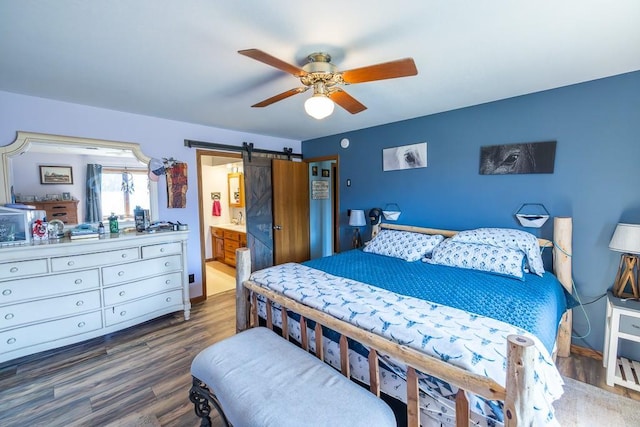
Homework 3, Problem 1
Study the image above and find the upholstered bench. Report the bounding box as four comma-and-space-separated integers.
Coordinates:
189, 327, 396, 427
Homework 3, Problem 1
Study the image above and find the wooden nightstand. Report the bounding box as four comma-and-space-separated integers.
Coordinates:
603, 291, 640, 391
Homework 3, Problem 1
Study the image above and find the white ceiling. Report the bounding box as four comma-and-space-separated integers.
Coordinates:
1, 1, 638, 142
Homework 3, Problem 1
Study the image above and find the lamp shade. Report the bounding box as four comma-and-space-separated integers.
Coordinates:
609, 223, 640, 254
349, 209, 366, 227
304, 94, 334, 120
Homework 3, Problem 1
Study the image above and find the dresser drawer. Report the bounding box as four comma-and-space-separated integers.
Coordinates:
103, 272, 182, 306
104, 289, 183, 326
52, 248, 139, 272
0, 259, 48, 280
1, 311, 102, 353
223, 230, 240, 242
141, 242, 182, 259
1, 290, 101, 330
619, 314, 640, 338
224, 239, 240, 251
0, 269, 99, 305
224, 250, 236, 266
102, 255, 182, 286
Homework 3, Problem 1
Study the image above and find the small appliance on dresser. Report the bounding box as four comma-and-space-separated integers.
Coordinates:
0, 206, 46, 247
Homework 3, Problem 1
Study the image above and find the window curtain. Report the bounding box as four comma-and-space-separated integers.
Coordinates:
85, 164, 102, 223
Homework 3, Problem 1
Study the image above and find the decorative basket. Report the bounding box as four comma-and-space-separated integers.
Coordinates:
382, 203, 401, 221
515, 203, 549, 228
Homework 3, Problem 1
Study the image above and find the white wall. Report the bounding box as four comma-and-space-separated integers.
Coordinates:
0, 90, 300, 299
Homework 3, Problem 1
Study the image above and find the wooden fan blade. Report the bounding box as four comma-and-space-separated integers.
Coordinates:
238, 49, 307, 77
329, 89, 367, 114
341, 58, 417, 84
252, 87, 309, 108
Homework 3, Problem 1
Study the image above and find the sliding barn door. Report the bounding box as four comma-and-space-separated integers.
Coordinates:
272, 159, 310, 264
243, 154, 277, 272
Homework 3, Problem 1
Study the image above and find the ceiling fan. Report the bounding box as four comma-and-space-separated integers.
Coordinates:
238, 49, 418, 119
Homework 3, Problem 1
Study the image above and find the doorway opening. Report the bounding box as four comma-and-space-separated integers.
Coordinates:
307, 155, 339, 259
196, 149, 246, 300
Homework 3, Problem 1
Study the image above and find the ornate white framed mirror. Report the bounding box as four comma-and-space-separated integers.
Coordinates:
0, 131, 159, 224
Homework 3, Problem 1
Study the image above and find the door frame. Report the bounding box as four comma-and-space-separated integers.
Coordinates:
195, 149, 242, 303
305, 155, 340, 254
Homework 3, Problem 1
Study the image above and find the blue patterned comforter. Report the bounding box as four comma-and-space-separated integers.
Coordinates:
303, 249, 570, 353
250, 261, 565, 426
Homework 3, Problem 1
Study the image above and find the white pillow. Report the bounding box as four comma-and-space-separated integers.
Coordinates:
429, 239, 526, 280
450, 228, 545, 276
364, 229, 444, 262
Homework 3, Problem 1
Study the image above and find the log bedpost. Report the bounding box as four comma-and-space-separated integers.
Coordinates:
235, 247, 252, 333
504, 334, 536, 427
553, 217, 573, 357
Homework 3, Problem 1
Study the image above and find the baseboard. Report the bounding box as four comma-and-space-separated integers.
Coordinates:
570, 344, 603, 360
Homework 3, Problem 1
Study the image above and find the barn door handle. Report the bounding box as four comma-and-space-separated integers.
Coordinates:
273, 225, 282, 230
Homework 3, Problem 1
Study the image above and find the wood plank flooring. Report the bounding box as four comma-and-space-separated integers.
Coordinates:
1, 289, 638, 426
0, 290, 235, 427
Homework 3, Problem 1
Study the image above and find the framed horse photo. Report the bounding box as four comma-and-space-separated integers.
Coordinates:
479, 140, 556, 175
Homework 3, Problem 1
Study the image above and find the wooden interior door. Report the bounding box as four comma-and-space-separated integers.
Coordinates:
243, 155, 276, 272
273, 159, 310, 264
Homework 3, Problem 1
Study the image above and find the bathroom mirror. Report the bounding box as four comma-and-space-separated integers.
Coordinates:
0, 131, 159, 224
227, 172, 244, 207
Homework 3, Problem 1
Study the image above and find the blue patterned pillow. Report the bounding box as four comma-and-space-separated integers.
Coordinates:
429, 239, 526, 280
451, 228, 545, 276
364, 230, 444, 262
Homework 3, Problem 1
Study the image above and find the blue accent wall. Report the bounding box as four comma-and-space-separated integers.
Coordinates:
302, 70, 640, 356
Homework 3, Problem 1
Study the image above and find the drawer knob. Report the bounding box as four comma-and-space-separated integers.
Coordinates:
5, 313, 14, 320
77, 321, 86, 328
121, 253, 127, 258
118, 271, 125, 276
164, 262, 171, 267
166, 297, 172, 302
67, 261, 75, 266
120, 310, 127, 317
2, 289, 11, 296
7, 337, 16, 345
119, 291, 126, 297
76, 300, 84, 306
632, 323, 640, 330
9, 267, 19, 273
75, 279, 83, 284
160, 248, 165, 252
165, 280, 171, 285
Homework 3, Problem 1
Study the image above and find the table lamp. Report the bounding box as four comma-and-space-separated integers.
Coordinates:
609, 223, 640, 298
349, 209, 366, 248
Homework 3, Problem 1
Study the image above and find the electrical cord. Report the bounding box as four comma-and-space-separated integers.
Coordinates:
545, 240, 601, 340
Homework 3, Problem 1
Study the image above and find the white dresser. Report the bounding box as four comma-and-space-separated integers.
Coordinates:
0, 231, 190, 364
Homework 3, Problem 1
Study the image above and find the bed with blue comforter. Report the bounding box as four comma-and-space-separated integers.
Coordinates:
246, 225, 573, 427
303, 248, 570, 354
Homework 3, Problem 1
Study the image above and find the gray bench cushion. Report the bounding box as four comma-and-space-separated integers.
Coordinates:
191, 327, 396, 427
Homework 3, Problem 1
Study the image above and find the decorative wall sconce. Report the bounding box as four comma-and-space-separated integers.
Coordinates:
382, 203, 401, 221
609, 223, 640, 298
349, 209, 366, 248
515, 203, 549, 228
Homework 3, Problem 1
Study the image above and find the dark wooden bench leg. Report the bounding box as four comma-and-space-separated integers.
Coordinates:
189, 376, 230, 427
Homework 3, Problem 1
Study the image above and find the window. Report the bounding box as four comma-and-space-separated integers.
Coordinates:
101, 168, 150, 221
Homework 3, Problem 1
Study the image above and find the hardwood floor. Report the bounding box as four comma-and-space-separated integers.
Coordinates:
1, 290, 637, 426
0, 291, 236, 427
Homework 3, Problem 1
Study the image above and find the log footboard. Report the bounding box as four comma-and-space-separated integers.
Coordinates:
235, 249, 542, 426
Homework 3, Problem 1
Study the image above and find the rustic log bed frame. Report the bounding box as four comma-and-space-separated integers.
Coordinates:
235, 217, 573, 427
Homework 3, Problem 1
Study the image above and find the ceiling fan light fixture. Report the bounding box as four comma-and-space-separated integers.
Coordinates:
304, 94, 334, 120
